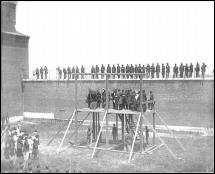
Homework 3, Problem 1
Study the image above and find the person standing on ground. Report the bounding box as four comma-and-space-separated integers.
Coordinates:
112, 124, 117, 143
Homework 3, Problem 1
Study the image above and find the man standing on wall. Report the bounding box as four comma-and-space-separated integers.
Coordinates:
72, 66, 75, 79
112, 64, 116, 79
101, 64, 105, 79
130, 64, 134, 79
126, 64, 130, 79
81, 65, 85, 79
201, 62, 207, 78
161, 64, 165, 78
134, 64, 139, 79
156, 63, 160, 78
76, 66, 79, 79
107, 64, 111, 79
67, 66, 71, 80
95, 65, 99, 79
179, 63, 184, 78
44, 66, 48, 80
63, 67, 67, 79
151, 63, 155, 78
35, 67, 39, 80
185, 63, 189, 78
121, 64, 125, 79
117, 64, 121, 79
146, 64, 150, 78
195, 62, 200, 78
189, 63, 193, 78
166, 63, 170, 78
40, 67, 44, 79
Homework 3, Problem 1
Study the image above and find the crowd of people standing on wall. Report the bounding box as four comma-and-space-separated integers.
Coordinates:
33, 62, 208, 80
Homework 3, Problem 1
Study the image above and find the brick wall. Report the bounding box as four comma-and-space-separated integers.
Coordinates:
23, 79, 214, 127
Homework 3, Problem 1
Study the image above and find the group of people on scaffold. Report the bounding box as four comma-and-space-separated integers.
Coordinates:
86, 88, 154, 150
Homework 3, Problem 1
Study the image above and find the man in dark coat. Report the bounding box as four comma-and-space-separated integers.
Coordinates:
166, 63, 170, 78
126, 64, 130, 79
112, 64, 116, 79
91, 66, 95, 79
107, 64, 111, 78
189, 63, 193, 78
130, 64, 134, 79
173, 64, 178, 78
195, 62, 200, 78
95, 65, 99, 79
179, 63, 184, 78
121, 64, 125, 79
117, 64, 121, 79
67, 66, 71, 80
44, 66, 48, 79
146, 64, 150, 78
201, 62, 207, 78
75, 66, 79, 79
161, 64, 165, 78
81, 65, 85, 79
150, 63, 155, 78
142, 65, 146, 78
72, 66, 75, 79
134, 64, 139, 79
156, 63, 160, 78
57, 67, 62, 80
63, 67, 67, 79
101, 64, 105, 79
35, 68, 39, 80
40, 67, 44, 79
185, 63, 189, 78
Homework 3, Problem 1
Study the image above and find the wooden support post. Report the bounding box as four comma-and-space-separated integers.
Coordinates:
116, 114, 118, 141
105, 75, 109, 145
91, 111, 108, 158
122, 114, 125, 150
129, 113, 142, 163
153, 111, 155, 145
74, 74, 78, 145
95, 112, 97, 138
57, 110, 76, 153
140, 74, 144, 152
92, 113, 95, 140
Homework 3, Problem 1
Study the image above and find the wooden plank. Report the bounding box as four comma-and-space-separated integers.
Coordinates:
91, 110, 108, 158
57, 109, 76, 153
129, 112, 142, 163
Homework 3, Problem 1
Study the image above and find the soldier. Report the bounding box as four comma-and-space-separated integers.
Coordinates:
63, 67, 67, 79
166, 63, 170, 78
57, 67, 62, 80
101, 64, 105, 79
81, 65, 85, 79
146, 64, 150, 78
189, 63, 193, 78
195, 62, 200, 78
117, 64, 121, 79
173, 64, 178, 78
121, 64, 125, 79
87, 127, 91, 144
142, 65, 146, 78
150, 63, 155, 78
138, 64, 142, 78
148, 91, 155, 110
185, 63, 189, 78
72, 66, 75, 79
67, 66, 71, 80
179, 63, 184, 78
112, 124, 117, 143
126, 64, 130, 79
40, 67, 44, 79
107, 64, 111, 79
76, 66, 79, 79
134, 64, 138, 79
91, 65, 95, 79
44, 66, 48, 80
95, 65, 99, 79
201, 62, 207, 78
130, 64, 134, 79
161, 64, 165, 78
156, 63, 160, 78
35, 68, 39, 80
112, 64, 116, 79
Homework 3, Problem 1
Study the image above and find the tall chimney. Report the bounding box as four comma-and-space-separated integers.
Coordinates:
1, 1, 17, 32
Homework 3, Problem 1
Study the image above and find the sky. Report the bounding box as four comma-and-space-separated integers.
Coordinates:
16, 1, 214, 76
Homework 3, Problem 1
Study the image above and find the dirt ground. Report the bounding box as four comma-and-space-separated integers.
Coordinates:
1, 119, 214, 173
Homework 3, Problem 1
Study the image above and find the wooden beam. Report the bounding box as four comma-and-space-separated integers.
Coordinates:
129, 112, 142, 163
139, 74, 144, 152
75, 74, 78, 144
57, 109, 76, 153
91, 110, 108, 158
105, 75, 109, 145
153, 112, 155, 145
